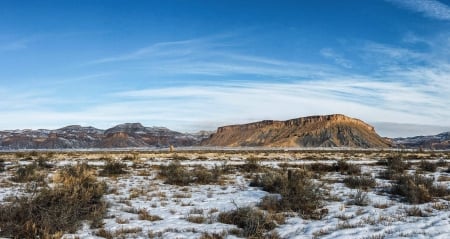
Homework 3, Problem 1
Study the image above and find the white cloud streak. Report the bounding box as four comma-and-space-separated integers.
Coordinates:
2, 33, 450, 137
387, 0, 450, 20
320, 48, 352, 68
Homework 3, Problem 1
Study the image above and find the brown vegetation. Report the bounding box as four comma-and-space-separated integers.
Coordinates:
0, 163, 107, 238
251, 169, 326, 219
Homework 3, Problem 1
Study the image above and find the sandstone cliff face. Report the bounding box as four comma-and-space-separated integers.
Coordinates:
202, 114, 391, 148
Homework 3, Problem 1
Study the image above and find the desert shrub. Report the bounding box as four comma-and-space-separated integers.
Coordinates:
99, 161, 127, 176
191, 165, 221, 184
348, 190, 369, 206
419, 160, 437, 172
405, 206, 425, 217
0, 159, 4, 172
240, 157, 262, 172
251, 169, 326, 219
159, 160, 190, 185
334, 160, 361, 175
218, 207, 278, 238
0, 163, 107, 238
378, 155, 410, 180
343, 175, 376, 190
121, 155, 136, 161
36, 157, 53, 169
14, 152, 26, 158
159, 161, 221, 185
170, 153, 190, 160
308, 163, 335, 173
250, 170, 285, 193
437, 159, 447, 167
29, 151, 39, 157
10, 163, 44, 183
391, 174, 450, 204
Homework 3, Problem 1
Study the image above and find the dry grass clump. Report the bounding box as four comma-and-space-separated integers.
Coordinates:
251, 169, 326, 219
218, 207, 280, 238
391, 174, 450, 204
199, 232, 226, 239
138, 209, 163, 221
187, 215, 206, 224
343, 175, 376, 190
0, 163, 107, 238
405, 206, 426, 217
99, 161, 127, 176
159, 161, 222, 185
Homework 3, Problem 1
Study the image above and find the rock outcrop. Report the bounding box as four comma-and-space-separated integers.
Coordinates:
202, 114, 391, 148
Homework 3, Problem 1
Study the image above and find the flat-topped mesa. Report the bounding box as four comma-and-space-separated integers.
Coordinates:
203, 114, 389, 148
217, 114, 374, 132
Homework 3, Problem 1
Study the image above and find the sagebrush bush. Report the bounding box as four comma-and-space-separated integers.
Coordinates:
391, 174, 449, 204
0, 163, 107, 238
37, 157, 53, 169
159, 160, 190, 185
251, 169, 326, 219
0, 159, 4, 172
343, 175, 376, 190
218, 207, 279, 238
437, 159, 447, 168
10, 163, 44, 183
378, 154, 410, 180
334, 160, 361, 175
159, 161, 222, 185
307, 163, 335, 173
99, 161, 127, 176
419, 160, 437, 172
240, 157, 262, 172
349, 190, 369, 206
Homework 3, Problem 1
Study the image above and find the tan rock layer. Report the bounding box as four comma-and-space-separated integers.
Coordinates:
202, 114, 391, 148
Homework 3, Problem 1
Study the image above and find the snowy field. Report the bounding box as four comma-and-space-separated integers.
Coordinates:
0, 150, 450, 239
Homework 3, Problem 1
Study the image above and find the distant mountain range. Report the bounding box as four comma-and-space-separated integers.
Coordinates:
392, 132, 450, 150
0, 115, 448, 150
0, 123, 210, 150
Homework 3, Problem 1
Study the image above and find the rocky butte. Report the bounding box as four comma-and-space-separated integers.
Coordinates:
202, 114, 391, 148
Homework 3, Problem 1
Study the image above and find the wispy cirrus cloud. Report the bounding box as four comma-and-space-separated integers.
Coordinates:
0, 37, 36, 52
320, 48, 352, 68
2, 32, 450, 137
88, 34, 341, 80
387, 0, 450, 20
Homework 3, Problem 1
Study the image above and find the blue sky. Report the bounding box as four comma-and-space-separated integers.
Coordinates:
1, 0, 450, 137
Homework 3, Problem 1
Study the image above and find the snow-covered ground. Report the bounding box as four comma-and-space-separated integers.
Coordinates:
1, 152, 450, 239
